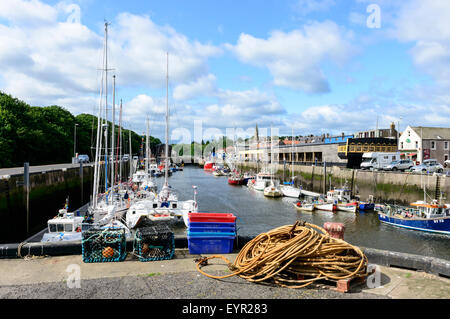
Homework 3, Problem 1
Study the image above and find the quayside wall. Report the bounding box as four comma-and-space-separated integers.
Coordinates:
236, 162, 450, 205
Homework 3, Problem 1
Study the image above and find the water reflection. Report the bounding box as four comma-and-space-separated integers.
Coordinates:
160, 167, 449, 260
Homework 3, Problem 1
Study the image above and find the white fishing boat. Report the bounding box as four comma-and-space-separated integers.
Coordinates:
293, 200, 314, 212
314, 200, 337, 212
326, 184, 358, 213
41, 200, 84, 242
248, 172, 273, 191
264, 181, 283, 198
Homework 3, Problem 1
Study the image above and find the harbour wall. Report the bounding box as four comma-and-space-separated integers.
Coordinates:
236, 162, 449, 205
0, 164, 131, 244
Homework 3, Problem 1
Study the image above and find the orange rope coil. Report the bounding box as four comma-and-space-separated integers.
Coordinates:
195, 220, 368, 288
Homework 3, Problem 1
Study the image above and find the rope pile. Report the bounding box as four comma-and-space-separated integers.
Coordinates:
196, 220, 368, 288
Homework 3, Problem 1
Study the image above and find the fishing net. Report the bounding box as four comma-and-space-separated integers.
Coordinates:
82, 228, 127, 263
133, 225, 175, 262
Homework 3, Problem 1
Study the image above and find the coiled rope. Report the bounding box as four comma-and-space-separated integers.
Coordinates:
195, 220, 368, 288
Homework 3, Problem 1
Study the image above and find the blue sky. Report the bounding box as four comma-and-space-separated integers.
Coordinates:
0, 0, 449, 142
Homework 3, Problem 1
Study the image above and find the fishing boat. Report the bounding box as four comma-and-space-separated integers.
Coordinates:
293, 200, 314, 212
359, 202, 375, 211
248, 172, 273, 191
204, 161, 214, 171
326, 186, 358, 213
378, 200, 450, 234
228, 172, 245, 185
314, 198, 337, 211
264, 180, 283, 198
242, 172, 255, 185
41, 199, 84, 242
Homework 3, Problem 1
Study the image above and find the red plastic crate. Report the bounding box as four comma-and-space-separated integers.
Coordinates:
188, 213, 236, 223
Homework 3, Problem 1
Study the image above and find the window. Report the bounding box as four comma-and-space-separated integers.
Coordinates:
444, 154, 449, 161
49, 224, 57, 233
415, 141, 418, 148
431, 141, 436, 150
445, 141, 449, 150
401, 142, 404, 149
64, 224, 72, 232
57, 224, 64, 232
408, 131, 410, 137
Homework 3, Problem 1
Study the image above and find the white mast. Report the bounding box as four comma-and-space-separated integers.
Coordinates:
291, 127, 294, 183
146, 116, 150, 174
118, 99, 123, 183
104, 21, 110, 194
164, 52, 169, 186
111, 74, 116, 191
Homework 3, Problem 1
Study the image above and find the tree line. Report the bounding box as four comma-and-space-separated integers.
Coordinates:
0, 92, 161, 168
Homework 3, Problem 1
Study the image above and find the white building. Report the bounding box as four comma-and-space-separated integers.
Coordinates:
399, 126, 450, 165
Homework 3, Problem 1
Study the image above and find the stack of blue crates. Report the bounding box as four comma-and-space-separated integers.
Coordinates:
187, 213, 237, 254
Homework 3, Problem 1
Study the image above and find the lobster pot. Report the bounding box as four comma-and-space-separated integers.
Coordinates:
133, 225, 175, 262
82, 228, 127, 263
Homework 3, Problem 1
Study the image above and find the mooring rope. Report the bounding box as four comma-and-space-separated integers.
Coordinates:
195, 220, 368, 288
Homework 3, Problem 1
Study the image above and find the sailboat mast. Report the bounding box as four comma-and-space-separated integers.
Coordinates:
118, 99, 123, 183
164, 52, 169, 186
104, 21, 109, 194
111, 74, 116, 190
146, 116, 150, 174
129, 129, 132, 179
291, 127, 294, 182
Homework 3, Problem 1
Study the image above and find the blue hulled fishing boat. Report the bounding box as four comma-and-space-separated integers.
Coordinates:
378, 200, 450, 235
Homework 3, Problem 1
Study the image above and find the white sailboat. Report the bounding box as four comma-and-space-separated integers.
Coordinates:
86, 22, 130, 232
132, 117, 157, 194
126, 52, 198, 229
264, 128, 282, 198
280, 128, 301, 198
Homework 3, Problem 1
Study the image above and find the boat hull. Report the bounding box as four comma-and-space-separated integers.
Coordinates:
280, 186, 301, 198
360, 203, 375, 210
337, 203, 358, 213
294, 203, 314, 212
378, 213, 450, 234
228, 178, 244, 185
314, 203, 337, 211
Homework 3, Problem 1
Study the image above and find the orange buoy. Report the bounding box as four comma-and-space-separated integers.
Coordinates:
102, 246, 115, 258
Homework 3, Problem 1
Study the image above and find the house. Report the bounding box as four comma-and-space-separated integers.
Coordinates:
398, 126, 450, 164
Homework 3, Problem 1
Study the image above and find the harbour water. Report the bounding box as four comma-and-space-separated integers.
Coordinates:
161, 166, 449, 260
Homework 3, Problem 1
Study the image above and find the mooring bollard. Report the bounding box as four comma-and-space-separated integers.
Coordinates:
323, 222, 345, 239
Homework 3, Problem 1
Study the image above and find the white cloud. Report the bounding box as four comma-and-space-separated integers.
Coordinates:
226, 21, 355, 93
294, 0, 336, 16
173, 74, 217, 101
393, 0, 450, 87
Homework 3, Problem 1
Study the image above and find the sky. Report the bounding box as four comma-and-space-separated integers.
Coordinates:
0, 0, 449, 144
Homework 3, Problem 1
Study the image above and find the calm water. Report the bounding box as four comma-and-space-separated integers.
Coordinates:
158, 166, 449, 260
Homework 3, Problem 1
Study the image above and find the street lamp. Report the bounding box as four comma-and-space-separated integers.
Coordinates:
74, 123, 79, 158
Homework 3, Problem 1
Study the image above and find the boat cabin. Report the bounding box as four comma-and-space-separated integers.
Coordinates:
47, 209, 83, 234
327, 188, 352, 203
410, 200, 450, 218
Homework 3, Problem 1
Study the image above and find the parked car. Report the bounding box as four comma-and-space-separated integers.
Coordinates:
383, 159, 414, 171
77, 154, 89, 163
410, 159, 444, 174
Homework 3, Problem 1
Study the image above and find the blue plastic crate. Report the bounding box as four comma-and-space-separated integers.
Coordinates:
188, 221, 236, 229
187, 235, 235, 254
187, 231, 236, 237
189, 226, 235, 233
